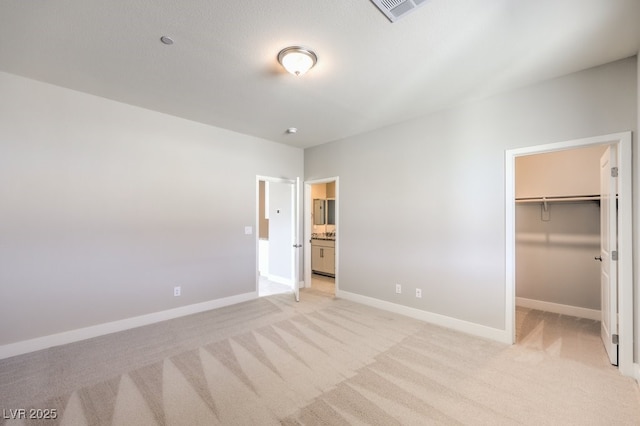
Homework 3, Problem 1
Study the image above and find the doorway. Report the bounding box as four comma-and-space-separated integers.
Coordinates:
505, 132, 633, 377
514, 144, 605, 321
256, 177, 301, 299
514, 144, 607, 367
304, 178, 339, 296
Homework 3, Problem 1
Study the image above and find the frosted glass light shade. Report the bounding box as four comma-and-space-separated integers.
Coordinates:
277, 47, 317, 76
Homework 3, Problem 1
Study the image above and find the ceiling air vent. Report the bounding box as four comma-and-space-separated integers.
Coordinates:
370, 0, 431, 23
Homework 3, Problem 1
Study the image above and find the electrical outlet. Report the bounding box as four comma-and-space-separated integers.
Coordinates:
395, 284, 401, 294
415, 288, 422, 298
174, 286, 181, 297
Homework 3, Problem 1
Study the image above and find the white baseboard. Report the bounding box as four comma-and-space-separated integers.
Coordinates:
516, 297, 600, 320
336, 290, 511, 344
0, 291, 257, 360
635, 364, 640, 387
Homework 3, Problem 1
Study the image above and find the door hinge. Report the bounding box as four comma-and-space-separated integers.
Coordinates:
611, 167, 618, 177
612, 334, 619, 345
611, 250, 618, 261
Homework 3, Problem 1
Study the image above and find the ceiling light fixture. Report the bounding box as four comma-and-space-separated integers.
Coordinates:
277, 46, 317, 76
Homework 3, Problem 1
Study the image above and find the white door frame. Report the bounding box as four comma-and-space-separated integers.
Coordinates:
304, 177, 339, 292
256, 176, 300, 298
505, 132, 633, 377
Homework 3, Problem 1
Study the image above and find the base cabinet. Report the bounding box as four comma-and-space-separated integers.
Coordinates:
311, 239, 335, 277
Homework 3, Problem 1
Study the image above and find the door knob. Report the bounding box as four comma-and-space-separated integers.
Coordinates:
594, 256, 602, 261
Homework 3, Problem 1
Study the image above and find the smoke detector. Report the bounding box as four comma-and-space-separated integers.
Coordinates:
370, 0, 431, 22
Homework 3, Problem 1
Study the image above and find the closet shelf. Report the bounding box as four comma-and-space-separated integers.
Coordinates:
515, 195, 600, 204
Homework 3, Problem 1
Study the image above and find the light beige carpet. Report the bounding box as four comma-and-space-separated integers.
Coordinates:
1, 290, 639, 425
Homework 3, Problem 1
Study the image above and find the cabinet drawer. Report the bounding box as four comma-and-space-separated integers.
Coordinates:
311, 239, 335, 248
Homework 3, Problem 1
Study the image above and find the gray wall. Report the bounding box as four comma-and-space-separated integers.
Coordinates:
0, 71, 303, 345
305, 57, 637, 331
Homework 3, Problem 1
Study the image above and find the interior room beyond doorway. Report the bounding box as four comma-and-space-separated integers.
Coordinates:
515, 145, 606, 321
514, 145, 607, 364
257, 178, 295, 297
310, 180, 336, 295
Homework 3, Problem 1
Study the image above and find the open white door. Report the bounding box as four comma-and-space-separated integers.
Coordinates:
292, 177, 301, 302
599, 146, 618, 365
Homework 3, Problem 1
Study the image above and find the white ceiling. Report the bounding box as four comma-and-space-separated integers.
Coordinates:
1, 0, 639, 148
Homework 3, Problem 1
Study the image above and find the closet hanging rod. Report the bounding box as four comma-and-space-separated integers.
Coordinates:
515, 195, 601, 203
